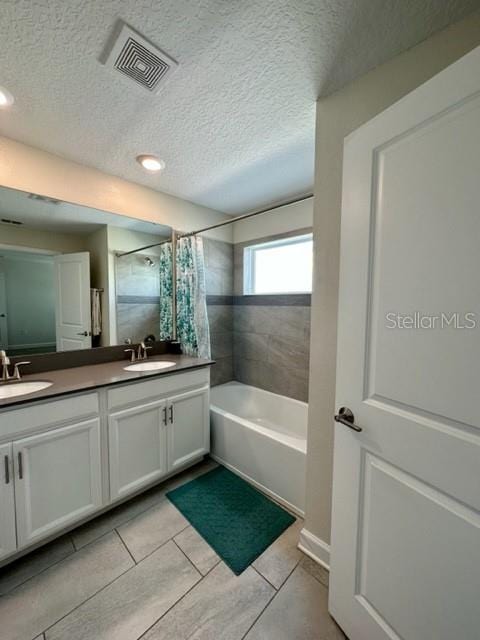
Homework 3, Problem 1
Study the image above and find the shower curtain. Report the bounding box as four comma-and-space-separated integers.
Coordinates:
159, 236, 211, 359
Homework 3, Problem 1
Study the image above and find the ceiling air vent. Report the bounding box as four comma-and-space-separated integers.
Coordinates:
103, 22, 178, 93
1, 218, 23, 226
28, 193, 61, 205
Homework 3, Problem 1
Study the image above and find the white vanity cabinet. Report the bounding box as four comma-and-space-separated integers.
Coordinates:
13, 418, 103, 547
168, 386, 210, 472
108, 399, 168, 500
0, 443, 16, 560
0, 365, 210, 565
107, 368, 210, 501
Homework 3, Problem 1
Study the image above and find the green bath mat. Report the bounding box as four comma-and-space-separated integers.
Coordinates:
166, 466, 296, 575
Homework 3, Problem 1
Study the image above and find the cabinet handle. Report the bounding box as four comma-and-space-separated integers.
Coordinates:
162, 406, 167, 426
169, 405, 174, 424
4, 455, 9, 485
18, 452, 23, 480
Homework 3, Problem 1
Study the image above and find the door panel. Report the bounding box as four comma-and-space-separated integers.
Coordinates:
0, 443, 16, 559
0, 271, 8, 350
54, 252, 91, 351
168, 386, 209, 471
108, 400, 167, 500
330, 46, 480, 640
14, 419, 102, 547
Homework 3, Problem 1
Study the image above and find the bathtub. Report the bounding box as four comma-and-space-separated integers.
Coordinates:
210, 382, 307, 515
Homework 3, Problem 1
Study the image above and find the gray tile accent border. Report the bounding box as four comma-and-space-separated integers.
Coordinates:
207, 295, 234, 305
206, 295, 311, 306
234, 294, 311, 306
116, 295, 160, 304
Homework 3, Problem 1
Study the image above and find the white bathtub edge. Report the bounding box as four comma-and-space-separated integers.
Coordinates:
298, 527, 331, 570
210, 453, 305, 519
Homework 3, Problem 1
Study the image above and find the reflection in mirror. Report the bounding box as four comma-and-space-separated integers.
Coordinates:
0, 185, 172, 356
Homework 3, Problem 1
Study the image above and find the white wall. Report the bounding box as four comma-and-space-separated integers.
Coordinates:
233, 197, 313, 244
0, 137, 232, 241
305, 10, 480, 549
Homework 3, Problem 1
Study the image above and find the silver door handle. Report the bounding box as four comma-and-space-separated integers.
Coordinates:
77, 331, 89, 336
4, 455, 9, 484
334, 407, 362, 432
18, 452, 23, 479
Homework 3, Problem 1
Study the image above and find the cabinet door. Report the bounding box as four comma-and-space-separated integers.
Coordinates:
14, 419, 102, 548
168, 386, 210, 472
108, 399, 168, 501
0, 443, 16, 559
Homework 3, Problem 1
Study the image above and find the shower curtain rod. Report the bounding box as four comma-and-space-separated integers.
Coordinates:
116, 194, 313, 258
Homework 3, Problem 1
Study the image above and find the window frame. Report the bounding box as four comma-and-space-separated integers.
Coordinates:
243, 232, 313, 295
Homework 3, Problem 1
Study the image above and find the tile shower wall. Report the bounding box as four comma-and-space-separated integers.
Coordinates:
232, 236, 311, 402
203, 238, 234, 386
115, 253, 161, 344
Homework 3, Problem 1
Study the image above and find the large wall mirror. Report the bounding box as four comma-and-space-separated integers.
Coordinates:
0, 185, 172, 356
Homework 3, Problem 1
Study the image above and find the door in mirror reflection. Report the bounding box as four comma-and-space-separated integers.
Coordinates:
54, 252, 92, 351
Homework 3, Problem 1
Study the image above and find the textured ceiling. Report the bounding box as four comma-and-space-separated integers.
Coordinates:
0, 0, 478, 214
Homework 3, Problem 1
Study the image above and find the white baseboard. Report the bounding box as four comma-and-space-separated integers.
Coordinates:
298, 527, 330, 570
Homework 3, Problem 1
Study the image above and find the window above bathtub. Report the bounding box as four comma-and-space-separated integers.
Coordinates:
243, 233, 313, 295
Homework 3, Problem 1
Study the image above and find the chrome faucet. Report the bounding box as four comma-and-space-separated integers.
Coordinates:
137, 342, 152, 360
0, 350, 11, 381
0, 351, 30, 381
124, 348, 136, 363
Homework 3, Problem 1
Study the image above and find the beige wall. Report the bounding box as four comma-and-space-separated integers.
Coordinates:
0, 136, 232, 241
233, 197, 313, 244
0, 224, 87, 253
305, 11, 480, 546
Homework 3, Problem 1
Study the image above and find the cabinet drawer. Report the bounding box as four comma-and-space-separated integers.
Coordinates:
0, 392, 99, 440
107, 368, 210, 410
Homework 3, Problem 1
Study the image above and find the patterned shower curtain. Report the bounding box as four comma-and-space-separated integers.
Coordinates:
159, 237, 211, 359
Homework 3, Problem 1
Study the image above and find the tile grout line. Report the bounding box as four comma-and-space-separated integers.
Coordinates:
241, 561, 302, 640
72, 493, 171, 553
70, 460, 216, 553
114, 528, 138, 565
172, 537, 205, 576
0, 539, 77, 598
41, 522, 197, 637
250, 565, 279, 592
136, 555, 223, 640
41, 557, 137, 638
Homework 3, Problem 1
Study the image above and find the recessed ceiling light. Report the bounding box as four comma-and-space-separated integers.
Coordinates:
136, 154, 165, 173
0, 86, 14, 108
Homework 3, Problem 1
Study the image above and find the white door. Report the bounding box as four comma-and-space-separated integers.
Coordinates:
168, 386, 209, 471
108, 399, 168, 500
14, 419, 102, 547
0, 443, 16, 559
0, 272, 8, 350
330, 46, 480, 640
54, 252, 91, 351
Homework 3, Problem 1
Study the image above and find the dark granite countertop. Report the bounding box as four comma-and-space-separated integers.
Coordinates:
0, 354, 214, 409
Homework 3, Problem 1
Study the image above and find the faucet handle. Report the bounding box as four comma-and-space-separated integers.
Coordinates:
144, 346, 153, 359
124, 348, 136, 363
13, 361, 31, 380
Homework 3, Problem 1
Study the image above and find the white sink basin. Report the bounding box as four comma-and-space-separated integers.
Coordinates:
124, 361, 177, 372
0, 380, 53, 400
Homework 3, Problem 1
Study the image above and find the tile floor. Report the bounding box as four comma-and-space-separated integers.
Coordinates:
0, 459, 345, 640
